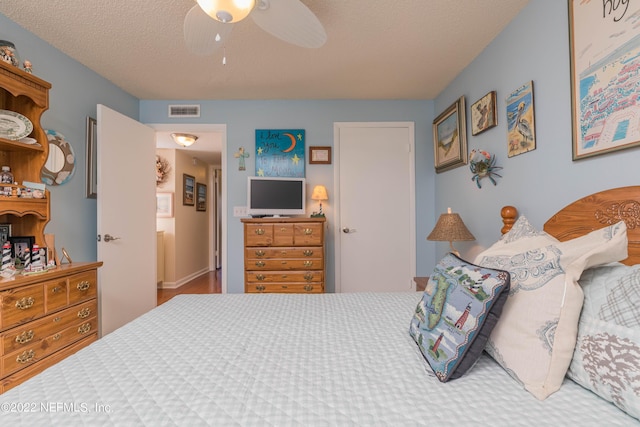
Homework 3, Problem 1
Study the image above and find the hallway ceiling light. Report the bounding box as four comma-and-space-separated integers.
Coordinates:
171, 133, 198, 147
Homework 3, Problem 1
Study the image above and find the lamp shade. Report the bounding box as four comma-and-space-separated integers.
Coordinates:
171, 133, 198, 147
197, 0, 256, 23
311, 185, 328, 201
427, 209, 475, 242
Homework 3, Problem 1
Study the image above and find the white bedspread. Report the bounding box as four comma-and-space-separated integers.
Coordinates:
0, 293, 637, 426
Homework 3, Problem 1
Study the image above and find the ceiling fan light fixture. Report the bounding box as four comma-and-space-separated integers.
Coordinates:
171, 133, 199, 147
197, 0, 256, 24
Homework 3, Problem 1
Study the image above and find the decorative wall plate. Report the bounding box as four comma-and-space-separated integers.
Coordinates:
42, 129, 75, 185
0, 109, 33, 140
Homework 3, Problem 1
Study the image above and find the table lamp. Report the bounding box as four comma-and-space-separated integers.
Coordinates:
427, 207, 475, 256
311, 185, 328, 217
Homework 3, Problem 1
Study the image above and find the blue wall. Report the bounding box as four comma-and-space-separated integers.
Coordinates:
140, 101, 435, 293
0, 14, 139, 262
433, 0, 640, 261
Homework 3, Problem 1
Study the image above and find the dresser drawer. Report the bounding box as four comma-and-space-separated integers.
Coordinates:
245, 224, 273, 246
246, 283, 323, 293
293, 223, 323, 246
44, 278, 68, 313
246, 258, 323, 271
0, 284, 45, 331
246, 270, 323, 284
1, 300, 97, 356
1, 316, 97, 378
246, 247, 322, 260
273, 223, 294, 246
68, 270, 97, 305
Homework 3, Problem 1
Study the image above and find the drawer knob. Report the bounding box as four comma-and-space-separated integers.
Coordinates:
78, 323, 92, 334
255, 261, 265, 267
78, 307, 92, 319
15, 330, 34, 344
303, 250, 313, 257
255, 250, 265, 257
255, 228, 265, 235
16, 349, 35, 364
304, 284, 314, 292
256, 274, 265, 281
255, 285, 265, 292
52, 333, 62, 341
52, 286, 62, 293
77, 281, 91, 291
303, 261, 313, 267
15, 297, 35, 310
304, 273, 314, 281
303, 228, 313, 235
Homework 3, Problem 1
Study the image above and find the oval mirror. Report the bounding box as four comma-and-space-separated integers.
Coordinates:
42, 129, 75, 185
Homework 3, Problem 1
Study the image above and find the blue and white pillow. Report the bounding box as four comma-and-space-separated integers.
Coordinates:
409, 253, 510, 382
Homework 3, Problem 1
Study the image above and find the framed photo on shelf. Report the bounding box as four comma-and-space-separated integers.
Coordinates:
569, 1, 640, 159
196, 183, 207, 212
156, 192, 174, 218
470, 91, 497, 135
433, 96, 467, 173
309, 146, 332, 164
183, 174, 195, 206
0, 223, 11, 246
9, 235, 34, 262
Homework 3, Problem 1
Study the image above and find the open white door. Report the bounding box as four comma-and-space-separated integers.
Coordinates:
97, 105, 157, 336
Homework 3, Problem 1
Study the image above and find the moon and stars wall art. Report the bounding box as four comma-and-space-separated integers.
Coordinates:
255, 129, 305, 177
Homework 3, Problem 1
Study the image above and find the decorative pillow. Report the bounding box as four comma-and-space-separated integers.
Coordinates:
568, 263, 640, 420
474, 216, 628, 400
409, 253, 510, 382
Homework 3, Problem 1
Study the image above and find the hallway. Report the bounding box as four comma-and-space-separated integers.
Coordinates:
157, 270, 221, 305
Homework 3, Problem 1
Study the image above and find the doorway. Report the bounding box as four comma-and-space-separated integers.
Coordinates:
333, 122, 416, 293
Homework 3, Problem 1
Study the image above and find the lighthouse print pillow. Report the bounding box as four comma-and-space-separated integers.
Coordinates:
410, 253, 510, 382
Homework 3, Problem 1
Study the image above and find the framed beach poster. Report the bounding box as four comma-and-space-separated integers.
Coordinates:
570, 1, 640, 159
433, 96, 467, 173
255, 129, 305, 177
506, 81, 536, 157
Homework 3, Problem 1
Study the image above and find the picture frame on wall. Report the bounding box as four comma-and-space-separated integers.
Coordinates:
156, 192, 174, 218
506, 81, 536, 157
255, 129, 305, 177
433, 96, 467, 173
183, 174, 195, 206
309, 146, 332, 164
85, 116, 97, 198
470, 91, 497, 135
569, 1, 640, 160
196, 183, 207, 212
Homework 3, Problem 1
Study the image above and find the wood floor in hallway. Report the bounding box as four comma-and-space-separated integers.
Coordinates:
157, 270, 222, 305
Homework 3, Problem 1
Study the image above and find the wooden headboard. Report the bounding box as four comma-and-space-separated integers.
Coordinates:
501, 186, 640, 266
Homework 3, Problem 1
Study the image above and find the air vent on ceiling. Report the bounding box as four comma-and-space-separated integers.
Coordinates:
168, 104, 200, 118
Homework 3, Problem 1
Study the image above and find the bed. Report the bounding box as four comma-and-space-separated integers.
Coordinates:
0, 187, 639, 426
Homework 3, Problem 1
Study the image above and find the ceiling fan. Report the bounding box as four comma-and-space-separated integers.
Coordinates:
184, 0, 327, 56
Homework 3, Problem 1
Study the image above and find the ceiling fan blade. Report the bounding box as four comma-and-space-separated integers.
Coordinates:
251, 0, 327, 48
184, 4, 233, 55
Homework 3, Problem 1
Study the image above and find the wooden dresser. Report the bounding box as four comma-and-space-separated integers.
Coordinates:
242, 217, 325, 293
0, 262, 102, 393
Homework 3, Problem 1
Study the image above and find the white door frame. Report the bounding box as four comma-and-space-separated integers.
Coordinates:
333, 121, 416, 293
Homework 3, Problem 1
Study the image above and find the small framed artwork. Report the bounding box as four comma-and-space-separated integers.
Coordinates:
196, 183, 207, 212
506, 81, 536, 157
255, 129, 305, 177
569, 1, 640, 160
470, 91, 497, 135
85, 116, 97, 198
183, 174, 195, 206
0, 223, 11, 246
309, 146, 332, 164
156, 192, 174, 218
9, 236, 34, 263
433, 96, 468, 173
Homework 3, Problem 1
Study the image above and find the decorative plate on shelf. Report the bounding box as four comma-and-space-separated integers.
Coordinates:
0, 109, 33, 140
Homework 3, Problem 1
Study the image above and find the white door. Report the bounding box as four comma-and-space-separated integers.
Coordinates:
97, 105, 157, 336
334, 122, 415, 293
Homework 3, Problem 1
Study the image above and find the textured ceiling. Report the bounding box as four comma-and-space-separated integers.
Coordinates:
0, 0, 530, 100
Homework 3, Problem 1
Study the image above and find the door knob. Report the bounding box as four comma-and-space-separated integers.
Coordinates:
103, 234, 121, 242
342, 227, 356, 234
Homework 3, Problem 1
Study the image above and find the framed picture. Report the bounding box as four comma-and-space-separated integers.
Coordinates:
569, 1, 640, 160
506, 81, 536, 157
9, 236, 34, 263
255, 129, 305, 177
433, 96, 467, 173
156, 192, 174, 218
183, 174, 195, 206
471, 91, 497, 135
0, 223, 11, 246
196, 183, 207, 212
309, 146, 332, 164
85, 116, 97, 198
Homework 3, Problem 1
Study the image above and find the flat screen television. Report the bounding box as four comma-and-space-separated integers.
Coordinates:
247, 176, 306, 217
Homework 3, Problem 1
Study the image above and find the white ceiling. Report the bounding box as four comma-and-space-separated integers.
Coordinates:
0, 0, 530, 163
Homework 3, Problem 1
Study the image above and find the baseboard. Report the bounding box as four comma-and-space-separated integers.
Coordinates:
157, 268, 210, 289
